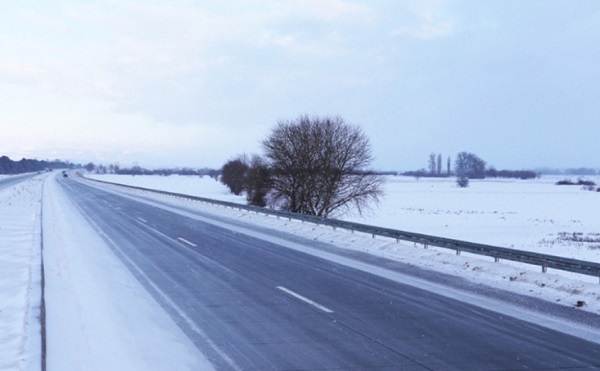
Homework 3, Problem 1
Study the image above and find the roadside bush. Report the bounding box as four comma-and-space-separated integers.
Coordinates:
556, 179, 574, 185
221, 156, 249, 195
457, 176, 469, 188
245, 155, 271, 207
578, 178, 596, 186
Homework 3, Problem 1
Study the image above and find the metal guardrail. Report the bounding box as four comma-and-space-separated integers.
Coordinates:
83, 176, 600, 282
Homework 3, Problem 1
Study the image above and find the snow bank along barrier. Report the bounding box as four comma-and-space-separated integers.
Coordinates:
84, 176, 600, 283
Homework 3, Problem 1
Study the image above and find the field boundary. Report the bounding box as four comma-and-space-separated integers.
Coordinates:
83, 176, 600, 283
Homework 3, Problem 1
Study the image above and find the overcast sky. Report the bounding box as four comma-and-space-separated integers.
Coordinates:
1, 1, 598, 171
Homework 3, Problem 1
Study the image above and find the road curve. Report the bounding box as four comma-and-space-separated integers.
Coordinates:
57, 176, 600, 370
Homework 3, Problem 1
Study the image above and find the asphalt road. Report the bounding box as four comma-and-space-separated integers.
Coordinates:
58, 176, 600, 370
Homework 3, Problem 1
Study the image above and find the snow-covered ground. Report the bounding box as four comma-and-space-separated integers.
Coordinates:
0, 174, 45, 370
1, 172, 599, 370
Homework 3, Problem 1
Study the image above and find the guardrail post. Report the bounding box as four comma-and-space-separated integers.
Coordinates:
456, 249, 461, 256
424, 243, 428, 249
494, 257, 500, 263
542, 266, 547, 273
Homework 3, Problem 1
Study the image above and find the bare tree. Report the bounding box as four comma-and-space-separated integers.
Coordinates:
428, 153, 436, 175
245, 155, 272, 207
262, 115, 383, 217
436, 153, 442, 176
220, 155, 249, 195
84, 162, 96, 172
454, 151, 486, 179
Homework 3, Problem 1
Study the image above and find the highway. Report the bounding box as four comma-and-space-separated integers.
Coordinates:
58, 176, 600, 370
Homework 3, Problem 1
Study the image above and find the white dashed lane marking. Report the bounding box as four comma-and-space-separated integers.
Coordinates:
177, 237, 198, 247
277, 286, 334, 313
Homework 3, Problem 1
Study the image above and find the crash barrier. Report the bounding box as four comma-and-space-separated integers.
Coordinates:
84, 176, 600, 282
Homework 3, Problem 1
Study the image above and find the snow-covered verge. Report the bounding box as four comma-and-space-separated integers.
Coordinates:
86, 173, 600, 315
0, 174, 45, 370
43, 174, 212, 370
87, 173, 243, 204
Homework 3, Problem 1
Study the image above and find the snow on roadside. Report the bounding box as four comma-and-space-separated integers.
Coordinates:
87, 174, 243, 203
0, 174, 45, 370
43, 173, 213, 370
84, 174, 600, 315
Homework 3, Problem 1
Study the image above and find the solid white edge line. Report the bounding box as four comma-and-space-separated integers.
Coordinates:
137, 217, 148, 223
178, 237, 198, 247
277, 286, 334, 314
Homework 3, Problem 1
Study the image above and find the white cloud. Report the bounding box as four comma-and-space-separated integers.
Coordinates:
2, 1, 599, 169
390, 0, 456, 40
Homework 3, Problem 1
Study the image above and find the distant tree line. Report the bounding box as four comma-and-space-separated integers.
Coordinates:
563, 168, 598, 176
485, 168, 538, 180
0, 155, 74, 174
84, 162, 221, 179
404, 153, 452, 178
403, 151, 539, 186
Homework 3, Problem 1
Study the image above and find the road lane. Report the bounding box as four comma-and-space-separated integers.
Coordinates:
57, 176, 600, 370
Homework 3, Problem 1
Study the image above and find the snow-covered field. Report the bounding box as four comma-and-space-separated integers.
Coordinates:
2, 172, 599, 370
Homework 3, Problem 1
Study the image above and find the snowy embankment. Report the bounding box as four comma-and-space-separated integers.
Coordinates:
86, 173, 600, 313
0, 174, 45, 370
